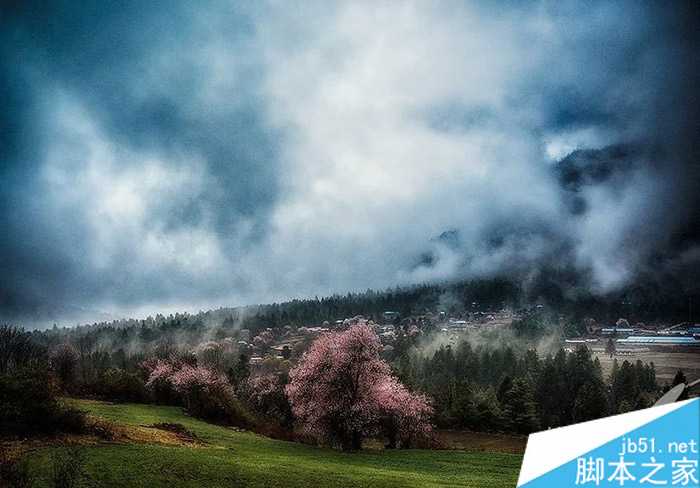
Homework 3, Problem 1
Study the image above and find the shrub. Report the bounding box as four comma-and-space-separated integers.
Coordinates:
88, 418, 116, 441
171, 364, 251, 425
143, 359, 179, 404
0, 366, 87, 437
95, 368, 148, 403
144, 358, 252, 426
54, 406, 88, 434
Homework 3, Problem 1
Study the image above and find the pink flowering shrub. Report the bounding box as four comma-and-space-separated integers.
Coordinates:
142, 358, 250, 425
170, 364, 236, 420
286, 323, 433, 450
143, 359, 178, 404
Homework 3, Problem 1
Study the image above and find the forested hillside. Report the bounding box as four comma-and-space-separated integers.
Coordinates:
27, 275, 697, 354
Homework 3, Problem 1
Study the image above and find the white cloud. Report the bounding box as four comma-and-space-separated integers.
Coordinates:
247, 1, 566, 291
42, 94, 230, 284
22, 0, 680, 319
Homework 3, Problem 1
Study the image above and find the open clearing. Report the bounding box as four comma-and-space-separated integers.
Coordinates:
593, 350, 700, 383
436, 430, 526, 454
19, 399, 523, 488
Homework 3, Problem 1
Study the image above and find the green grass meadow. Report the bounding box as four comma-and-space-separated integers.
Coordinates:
24, 400, 522, 487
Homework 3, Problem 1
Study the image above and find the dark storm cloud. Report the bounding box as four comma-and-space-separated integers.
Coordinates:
1, 0, 281, 322
7, 0, 278, 226
0, 1, 698, 327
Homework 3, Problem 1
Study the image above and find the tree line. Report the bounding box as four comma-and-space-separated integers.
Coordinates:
394, 339, 662, 435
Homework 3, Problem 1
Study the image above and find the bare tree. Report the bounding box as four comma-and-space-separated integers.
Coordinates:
50, 344, 79, 390
0, 324, 41, 374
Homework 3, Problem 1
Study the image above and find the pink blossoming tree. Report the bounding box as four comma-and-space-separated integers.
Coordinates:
373, 376, 433, 448
286, 324, 433, 450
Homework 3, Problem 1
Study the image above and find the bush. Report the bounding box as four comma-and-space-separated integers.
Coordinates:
54, 406, 88, 434
143, 359, 179, 405
94, 368, 148, 403
171, 365, 252, 426
0, 366, 87, 436
144, 358, 253, 427
88, 418, 116, 441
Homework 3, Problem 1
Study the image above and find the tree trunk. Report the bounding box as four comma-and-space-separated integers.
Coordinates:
351, 430, 362, 450
385, 426, 398, 449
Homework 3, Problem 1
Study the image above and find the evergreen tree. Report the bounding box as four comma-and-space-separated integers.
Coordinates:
536, 356, 563, 428
572, 380, 609, 423
500, 378, 540, 435
496, 375, 513, 404
611, 361, 639, 413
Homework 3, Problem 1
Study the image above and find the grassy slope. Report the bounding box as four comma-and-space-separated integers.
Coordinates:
25, 400, 522, 488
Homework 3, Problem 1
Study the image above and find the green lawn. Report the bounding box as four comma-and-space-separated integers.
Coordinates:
24, 399, 522, 487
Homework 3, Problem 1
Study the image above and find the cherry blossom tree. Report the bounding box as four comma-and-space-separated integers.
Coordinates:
373, 376, 433, 448
286, 323, 433, 450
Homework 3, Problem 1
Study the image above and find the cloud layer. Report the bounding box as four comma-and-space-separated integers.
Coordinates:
1, 1, 698, 326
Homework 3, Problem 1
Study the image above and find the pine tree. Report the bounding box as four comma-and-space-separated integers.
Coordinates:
500, 378, 540, 435
572, 380, 609, 422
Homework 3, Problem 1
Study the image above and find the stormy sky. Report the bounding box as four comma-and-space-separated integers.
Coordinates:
1, 1, 698, 327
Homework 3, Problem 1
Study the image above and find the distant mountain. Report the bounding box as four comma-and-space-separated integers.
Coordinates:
553, 143, 642, 215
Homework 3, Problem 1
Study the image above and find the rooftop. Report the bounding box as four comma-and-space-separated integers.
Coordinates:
617, 336, 700, 344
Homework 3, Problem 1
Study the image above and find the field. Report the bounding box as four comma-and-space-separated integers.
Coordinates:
436, 431, 526, 454
17, 400, 523, 488
592, 350, 700, 383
